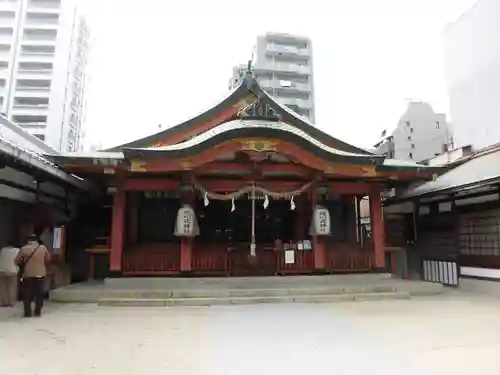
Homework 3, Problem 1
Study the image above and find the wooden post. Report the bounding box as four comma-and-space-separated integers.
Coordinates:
110, 180, 126, 277
180, 188, 194, 274
312, 185, 326, 271
369, 187, 386, 271
356, 196, 362, 244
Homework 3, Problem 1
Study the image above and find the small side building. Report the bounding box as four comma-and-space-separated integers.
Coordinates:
0, 115, 90, 292
384, 144, 500, 294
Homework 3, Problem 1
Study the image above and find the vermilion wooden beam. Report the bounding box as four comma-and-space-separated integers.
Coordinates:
195, 162, 313, 177
123, 178, 179, 191
329, 182, 384, 195
130, 159, 184, 172
187, 139, 328, 172
376, 171, 435, 179
198, 179, 310, 192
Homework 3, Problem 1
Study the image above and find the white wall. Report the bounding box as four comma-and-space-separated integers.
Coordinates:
45, 0, 78, 151
444, 0, 500, 150
391, 102, 450, 162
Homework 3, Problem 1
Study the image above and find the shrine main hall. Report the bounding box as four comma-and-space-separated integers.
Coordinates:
51, 69, 437, 279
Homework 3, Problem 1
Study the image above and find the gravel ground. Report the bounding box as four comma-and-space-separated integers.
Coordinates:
1, 291, 500, 375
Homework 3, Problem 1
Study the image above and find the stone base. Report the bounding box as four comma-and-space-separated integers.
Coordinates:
50, 274, 444, 305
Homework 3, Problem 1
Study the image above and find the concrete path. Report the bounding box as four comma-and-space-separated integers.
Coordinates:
1, 291, 500, 375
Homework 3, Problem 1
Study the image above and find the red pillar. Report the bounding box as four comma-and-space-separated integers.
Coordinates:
294, 195, 305, 241
127, 192, 138, 246
180, 190, 195, 273
369, 188, 386, 271
110, 182, 126, 276
312, 187, 326, 270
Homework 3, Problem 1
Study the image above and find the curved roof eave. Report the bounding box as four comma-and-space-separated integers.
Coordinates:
122, 119, 385, 165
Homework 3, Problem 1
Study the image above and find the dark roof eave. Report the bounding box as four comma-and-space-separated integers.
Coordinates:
376, 165, 445, 173
49, 156, 123, 168
384, 175, 500, 205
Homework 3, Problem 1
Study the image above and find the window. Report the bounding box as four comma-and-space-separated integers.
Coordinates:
411, 143, 415, 149
436, 121, 440, 129
410, 128, 414, 133
407, 136, 412, 141
405, 121, 411, 127
408, 152, 413, 159
459, 210, 500, 256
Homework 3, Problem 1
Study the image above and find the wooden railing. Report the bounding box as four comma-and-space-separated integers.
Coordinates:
325, 242, 373, 272
192, 245, 228, 275
121, 242, 374, 276
276, 251, 314, 274
122, 243, 180, 276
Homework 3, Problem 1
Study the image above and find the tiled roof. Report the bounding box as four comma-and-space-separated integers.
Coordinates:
127, 119, 380, 158
400, 149, 500, 198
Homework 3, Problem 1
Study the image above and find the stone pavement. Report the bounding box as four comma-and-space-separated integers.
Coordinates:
1, 291, 500, 375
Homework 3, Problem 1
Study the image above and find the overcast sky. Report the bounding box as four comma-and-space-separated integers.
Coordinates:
82, 0, 476, 150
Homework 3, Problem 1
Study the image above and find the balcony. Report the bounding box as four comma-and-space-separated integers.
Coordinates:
22, 38, 56, 46
26, 12, 59, 26
18, 52, 54, 62
267, 44, 310, 58
17, 69, 52, 78
28, 0, 61, 9
12, 98, 49, 110
258, 79, 311, 93
15, 78, 52, 94
16, 122, 47, 128
276, 97, 313, 109
12, 114, 47, 128
24, 20, 59, 29
261, 62, 311, 75
23, 28, 57, 41
0, 11, 16, 25
16, 86, 50, 92
0, 2, 19, 11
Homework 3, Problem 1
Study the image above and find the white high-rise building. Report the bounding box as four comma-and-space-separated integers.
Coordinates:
0, 0, 89, 152
230, 33, 315, 123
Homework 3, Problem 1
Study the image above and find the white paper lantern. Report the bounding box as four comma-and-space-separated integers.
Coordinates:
310, 206, 331, 236
174, 204, 200, 237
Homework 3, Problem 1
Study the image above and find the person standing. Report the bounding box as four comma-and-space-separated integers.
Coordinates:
0, 242, 20, 307
15, 234, 51, 317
